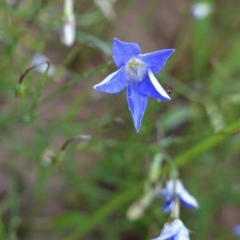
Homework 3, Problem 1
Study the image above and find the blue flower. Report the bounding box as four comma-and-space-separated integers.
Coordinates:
152, 219, 190, 240
158, 179, 199, 213
233, 224, 240, 237
93, 38, 175, 132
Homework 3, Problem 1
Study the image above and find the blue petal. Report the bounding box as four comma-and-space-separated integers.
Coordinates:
152, 219, 189, 240
178, 187, 199, 209
137, 69, 171, 101
180, 197, 199, 209
162, 198, 174, 213
112, 38, 141, 68
233, 225, 240, 237
127, 84, 148, 132
139, 49, 175, 74
93, 67, 126, 94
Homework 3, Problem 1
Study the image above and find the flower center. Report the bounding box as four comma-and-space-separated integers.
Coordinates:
125, 58, 147, 82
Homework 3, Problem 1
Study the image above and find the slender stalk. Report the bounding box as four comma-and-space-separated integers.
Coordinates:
18, 60, 51, 84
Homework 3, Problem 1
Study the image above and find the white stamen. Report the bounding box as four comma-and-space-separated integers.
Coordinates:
125, 58, 147, 82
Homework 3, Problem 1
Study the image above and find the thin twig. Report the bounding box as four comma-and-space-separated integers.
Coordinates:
60, 135, 92, 151
18, 60, 51, 84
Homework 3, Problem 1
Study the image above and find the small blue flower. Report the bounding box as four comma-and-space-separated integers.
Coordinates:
158, 179, 199, 213
152, 219, 190, 240
233, 224, 240, 237
93, 38, 175, 132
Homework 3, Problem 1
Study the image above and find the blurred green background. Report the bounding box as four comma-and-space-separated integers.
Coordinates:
0, 0, 240, 239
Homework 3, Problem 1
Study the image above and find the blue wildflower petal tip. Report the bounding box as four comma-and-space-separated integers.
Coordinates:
93, 68, 126, 94
112, 38, 141, 68
180, 194, 199, 209
127, 85, 148, 132
137, 69, 171, 101
139, 49, 175, 74
177, 183, 199, 209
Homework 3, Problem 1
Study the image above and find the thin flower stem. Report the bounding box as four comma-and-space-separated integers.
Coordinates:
18, 60, 51, 84
60, 135, 91, 151
42, 135, 91, 167
147, 153, 164, 187
64, 0, 74, 17
170, 196, 180, 219
160, 150, 179, 179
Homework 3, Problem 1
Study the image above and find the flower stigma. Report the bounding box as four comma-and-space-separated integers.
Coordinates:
125, 58, 147, 82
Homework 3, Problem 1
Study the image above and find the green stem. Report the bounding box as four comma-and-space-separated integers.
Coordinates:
61, 183, 142, 240
174, 118, 240, 167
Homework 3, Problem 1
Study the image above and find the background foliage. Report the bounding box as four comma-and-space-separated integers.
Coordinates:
0, 0, 240, 240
